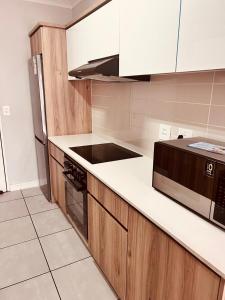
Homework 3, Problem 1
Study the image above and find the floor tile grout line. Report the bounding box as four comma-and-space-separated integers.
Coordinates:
29, 207, 60, 217
39, 227, 73, 239
0, 237, 38, 251
0, 214, 30, 224
0, 198, 24, 204
23, 196, 62, 300
22, 193, 43, 199
51, 256, 91, 272
0, 271, 50, 292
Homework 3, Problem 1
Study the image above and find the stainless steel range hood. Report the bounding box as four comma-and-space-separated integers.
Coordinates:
68, 55, 150, 82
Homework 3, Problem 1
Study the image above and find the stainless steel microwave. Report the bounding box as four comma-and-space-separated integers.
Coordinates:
153, 137, 225, 230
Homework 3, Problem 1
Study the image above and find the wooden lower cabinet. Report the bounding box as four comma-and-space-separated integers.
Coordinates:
126, 207, 221, 300
88, 194, 127, 300
87, 173, 128, 228
49, 156, 66, 214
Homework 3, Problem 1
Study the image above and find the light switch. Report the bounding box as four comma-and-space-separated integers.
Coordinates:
159, 124, 171, 140
2, 106, 10, 116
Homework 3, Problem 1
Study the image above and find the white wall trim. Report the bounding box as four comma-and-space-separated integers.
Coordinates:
10, 180, 39, 191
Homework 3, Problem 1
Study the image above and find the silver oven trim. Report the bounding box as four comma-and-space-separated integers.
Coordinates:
153, 172, 212, 218
210, 202, 225, 230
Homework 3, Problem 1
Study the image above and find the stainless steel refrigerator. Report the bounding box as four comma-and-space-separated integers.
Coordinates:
29, 54, 51, 201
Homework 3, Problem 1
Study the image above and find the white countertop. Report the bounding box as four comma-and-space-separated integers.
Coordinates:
49, 133, 225, 278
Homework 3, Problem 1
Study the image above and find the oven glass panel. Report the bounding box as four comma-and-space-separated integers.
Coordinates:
65, 180, 88, 239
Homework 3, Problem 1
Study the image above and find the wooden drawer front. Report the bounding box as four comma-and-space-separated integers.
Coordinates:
49, 156, 66, 213
88, 194, 127, 300
49, 142, 64, 166
127, 207, 221, 300
87, 174, 128, 228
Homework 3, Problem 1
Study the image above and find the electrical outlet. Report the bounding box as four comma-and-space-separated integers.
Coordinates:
159, 124, 171, 140
178, 128, 193, 138
2, 106, 10, 116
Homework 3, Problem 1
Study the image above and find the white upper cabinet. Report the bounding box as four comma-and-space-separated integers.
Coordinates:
177, 0, 225, 72
66, 0, 119, 74
119, 0, 181, 76
67, 18, 90, 72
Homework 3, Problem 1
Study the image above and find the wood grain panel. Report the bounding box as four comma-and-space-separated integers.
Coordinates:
29, 22, 65, 37
88, 194, 127, 300
49, 142, 64, 166
67, 80, 92, 134
49, 156, 66, 213
39, 27, 91, 136
87, 173, 128, 228
127, 207, 221, 300
218, 279, 225, 300
41, 27, 69, 136
30, 28, 42, 55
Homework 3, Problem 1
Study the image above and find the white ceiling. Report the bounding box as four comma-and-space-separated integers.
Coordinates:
24, 0, 82, 9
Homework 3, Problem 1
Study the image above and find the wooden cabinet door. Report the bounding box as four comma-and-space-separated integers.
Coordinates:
127, 207, 221, 300
49, 156, 66, 214
119, 0, 180, 76
88, 194, 127, 300
177, 0, 225, 71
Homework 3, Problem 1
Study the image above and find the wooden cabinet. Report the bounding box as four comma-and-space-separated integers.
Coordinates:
87, 173, 128, 228
66, 0, 119, 73
119, 0, 180, 76
177, 0, 225, 72
88, 194, 127, 300
48, 142, 65, 212
127, 207, 221, 300
29, 25, 92, 136
30, 28, 42, 55
49, 142, 64, 166
49, 155, 66, 214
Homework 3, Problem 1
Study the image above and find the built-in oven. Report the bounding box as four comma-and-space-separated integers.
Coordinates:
63, 155, 88, 240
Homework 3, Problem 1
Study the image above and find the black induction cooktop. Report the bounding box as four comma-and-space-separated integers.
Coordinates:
69, 143, 142, 164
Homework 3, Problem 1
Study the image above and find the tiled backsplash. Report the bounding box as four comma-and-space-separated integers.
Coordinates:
92, 71, 225, 157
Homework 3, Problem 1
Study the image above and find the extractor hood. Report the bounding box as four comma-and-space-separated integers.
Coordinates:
68, 55, 150, 82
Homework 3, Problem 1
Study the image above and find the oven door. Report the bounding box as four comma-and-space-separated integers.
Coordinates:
64, 176, 88, 240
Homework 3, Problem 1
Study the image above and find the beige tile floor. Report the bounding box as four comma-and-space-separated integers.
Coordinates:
0, 188, 117, 300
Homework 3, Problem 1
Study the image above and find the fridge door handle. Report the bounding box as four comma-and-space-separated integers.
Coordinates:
36, 55, 47, 140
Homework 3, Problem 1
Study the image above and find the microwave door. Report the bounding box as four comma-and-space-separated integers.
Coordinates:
28, 54, 47, 144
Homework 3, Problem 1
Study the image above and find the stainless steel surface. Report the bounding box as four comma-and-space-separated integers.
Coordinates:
29, 55, 47, 144
29, 54, 50, 201
35, 138, 51, 201
153, 171, 212, 218
210, 202, 225, 230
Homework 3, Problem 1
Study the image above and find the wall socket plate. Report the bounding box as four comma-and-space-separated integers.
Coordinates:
178, 128, 193, 138
159, 124, 171, 140
2, 106, 10, 116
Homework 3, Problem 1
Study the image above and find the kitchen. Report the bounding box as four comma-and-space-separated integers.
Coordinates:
0, 0, 225, 299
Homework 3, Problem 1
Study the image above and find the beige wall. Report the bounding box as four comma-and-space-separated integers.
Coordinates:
92, 71, 225, 157
0, 0, 72, 189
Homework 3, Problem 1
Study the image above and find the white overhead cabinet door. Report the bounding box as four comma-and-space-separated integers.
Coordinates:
66, 0, 119, 75
87, 0, 119, 62
177, 0, 225, 72
67, 18, 90, 72
119, 0, 181, 76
